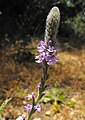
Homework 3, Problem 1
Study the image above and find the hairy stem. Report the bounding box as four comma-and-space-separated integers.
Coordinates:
27, 61, 48, 120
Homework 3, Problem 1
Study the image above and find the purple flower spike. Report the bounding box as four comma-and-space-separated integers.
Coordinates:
37, 83, 42, 88
16, 114, 25, 120
35, 40, 59, 65
34, 104, 41, 112
24, 104, 32, 112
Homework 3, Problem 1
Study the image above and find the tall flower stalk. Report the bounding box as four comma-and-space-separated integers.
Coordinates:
16, 6, 60, 120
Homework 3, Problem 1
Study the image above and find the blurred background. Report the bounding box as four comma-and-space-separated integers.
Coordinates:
0, 0, 85, 48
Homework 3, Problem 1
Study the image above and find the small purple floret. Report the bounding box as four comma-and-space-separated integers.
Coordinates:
45, 84, 50, 89
34, 104, 41, 112
47, 46, 55, 52
16, 114, 25, 120
37, 40, 46, 52
24, 104, 32, 112
42, 91, 46, 96
37, 83, 42, 88
25, 92, 34, 100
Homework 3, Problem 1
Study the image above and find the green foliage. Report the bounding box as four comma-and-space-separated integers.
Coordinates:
42, 86, 65, 103
67, 101, 76, 107
16, 86, 25, 98
61, 12, 85, 46
0, 98, 11, 119
70, 13, 85, 39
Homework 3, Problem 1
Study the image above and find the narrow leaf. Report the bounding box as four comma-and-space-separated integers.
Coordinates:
0, 98, 11, 115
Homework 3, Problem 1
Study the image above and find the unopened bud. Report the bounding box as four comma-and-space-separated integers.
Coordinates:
45, 6, 60, 47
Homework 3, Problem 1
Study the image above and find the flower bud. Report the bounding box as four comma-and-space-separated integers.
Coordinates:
45, 6, 60, 47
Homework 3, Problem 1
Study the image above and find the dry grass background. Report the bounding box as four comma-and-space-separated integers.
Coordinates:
0, 40, 85, 119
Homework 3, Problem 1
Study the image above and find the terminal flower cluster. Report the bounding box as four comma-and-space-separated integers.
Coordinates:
35, 40, 59, 65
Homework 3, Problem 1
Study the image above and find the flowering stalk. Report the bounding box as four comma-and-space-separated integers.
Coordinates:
26, 39, 59, 120
35, 61, 48, 103
16, 6, 60, 120
28, 62, 48, 120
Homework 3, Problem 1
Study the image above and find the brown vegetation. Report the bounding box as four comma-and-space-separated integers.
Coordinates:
0, 40, 85, 120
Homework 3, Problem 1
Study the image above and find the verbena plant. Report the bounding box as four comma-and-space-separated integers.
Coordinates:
16, 6, 60, 120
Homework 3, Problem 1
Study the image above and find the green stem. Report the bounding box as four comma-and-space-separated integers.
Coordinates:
27, 61, 48, 120
36, 61, 48, 103
27, 108, 35, 120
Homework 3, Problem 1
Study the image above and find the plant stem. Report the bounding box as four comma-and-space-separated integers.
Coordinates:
27, 61, 48, 120
43, 61, 48, 82
36, 61, 48, 103
27, 108, 35, 120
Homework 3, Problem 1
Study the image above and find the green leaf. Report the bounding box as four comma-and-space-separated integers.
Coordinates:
67, 101, 76, 107
42, 97, 52, 103
42, 86, 65, 103
57, 95, 65, 102
50, 88, 57, 95
0, 98, 12, 115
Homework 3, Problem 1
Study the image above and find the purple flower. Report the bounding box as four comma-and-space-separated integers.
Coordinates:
37, 40, 46, 52
25, 92, 34, 100
35, 52, 45, 63
45, 84, 50, 89
37, 83, 42, 88
24, 104, 32, 112
46, 51, 59, 65
34, 104, 41, 112
16, 114, 25, 120
42, 91, 46, 96
24, 103, 41, 113
46, 56, 59, 65
35, 40, 59, 65
47, 46, 55, 52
